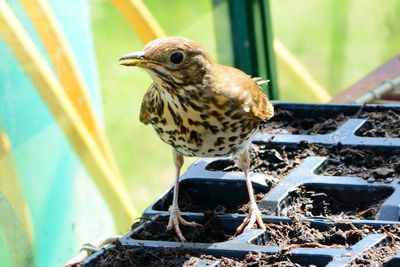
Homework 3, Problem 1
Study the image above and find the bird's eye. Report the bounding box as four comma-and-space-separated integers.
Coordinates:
170, 52, 184, 64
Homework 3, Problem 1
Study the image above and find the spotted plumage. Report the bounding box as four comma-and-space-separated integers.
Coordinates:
120, 36, 274, 241
136, 39, 273, 157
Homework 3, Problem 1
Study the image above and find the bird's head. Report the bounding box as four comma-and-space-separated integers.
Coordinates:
119, 37, 214, 86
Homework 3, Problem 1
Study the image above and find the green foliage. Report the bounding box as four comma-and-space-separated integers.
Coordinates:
271, 0, 400, 100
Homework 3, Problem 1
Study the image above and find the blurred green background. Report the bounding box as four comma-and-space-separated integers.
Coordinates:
91, 0, 400, 213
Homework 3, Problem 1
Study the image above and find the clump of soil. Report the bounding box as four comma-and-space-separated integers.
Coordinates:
317, 144, 400, 180
349, 224, 400, 266
260, 106, 400, 138
201, 252, 300, 267
131, 214, 233, 243
87, 244, 202, 267
280, 186, 388, 220
206, 142, 317, 185
178, 190, 265, 214
265, 222, 400, 256
207, 142, 400, 182
88, 245, 300, 267
349, 245, 400, 266
261, 108, 348, 135
264, 220, 363, 248
357, 109, 400, 138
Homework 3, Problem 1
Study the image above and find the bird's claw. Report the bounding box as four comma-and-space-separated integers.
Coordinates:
236, 203, 265, 234
167, 206, 202, 241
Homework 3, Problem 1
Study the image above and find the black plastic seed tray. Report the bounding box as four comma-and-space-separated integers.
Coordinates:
82, 103, 400, 266
256, 102, 400, 148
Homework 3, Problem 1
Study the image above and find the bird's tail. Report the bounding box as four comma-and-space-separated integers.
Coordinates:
252, 77, 270, 86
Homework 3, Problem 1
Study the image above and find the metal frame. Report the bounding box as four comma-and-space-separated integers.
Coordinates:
227, 0, 278, 99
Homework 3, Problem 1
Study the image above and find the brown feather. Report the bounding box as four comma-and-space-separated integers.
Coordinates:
250, 84, 274, 121
212, 64, 274, 121
139, 84, 157, 124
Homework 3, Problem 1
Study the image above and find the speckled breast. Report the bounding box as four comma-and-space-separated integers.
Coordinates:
150, 94, 260, 158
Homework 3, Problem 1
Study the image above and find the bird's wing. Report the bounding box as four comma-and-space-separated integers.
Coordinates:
248, 78, 274, 121
217, 65, 274, 121
139, 84, 157, 124
252, 77, 270, 86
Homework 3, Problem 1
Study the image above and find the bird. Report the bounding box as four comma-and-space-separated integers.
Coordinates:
119, 36, 274, 241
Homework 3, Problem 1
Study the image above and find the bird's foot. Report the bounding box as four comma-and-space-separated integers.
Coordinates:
167, 206, 202, 241
236, 202, 265, 234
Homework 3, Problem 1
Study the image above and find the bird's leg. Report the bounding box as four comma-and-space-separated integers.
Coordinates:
236, 148, 266, 234
167, 150, 201, 241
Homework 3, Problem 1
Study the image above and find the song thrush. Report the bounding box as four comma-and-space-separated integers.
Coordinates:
120, 37, 274, 241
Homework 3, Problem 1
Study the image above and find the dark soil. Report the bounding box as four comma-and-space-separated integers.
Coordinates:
88, 245, 302, 267
260, 107, 400, 138
357, 109, 400, 138
87, 245, 202, 267
207, 142, 400, 183
201, 252, 302, 267
349, 225, 400, 266
316, 144, 400, 180
264, 220, 364, 248
131, 214, 233, 243
178, 190, 265, 214
349, 245, 400, 266
281, 219, 400, 251
260, 108, 348, 135
206, 142, 316, 185
280, 186, 388, 220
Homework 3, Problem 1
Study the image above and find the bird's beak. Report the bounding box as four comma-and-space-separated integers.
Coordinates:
119, 51, 146, 66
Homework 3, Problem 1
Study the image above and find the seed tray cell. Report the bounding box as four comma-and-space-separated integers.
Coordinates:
259, 156, 400, 221
258, 102, 400, 148
147, 178, 270, 217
